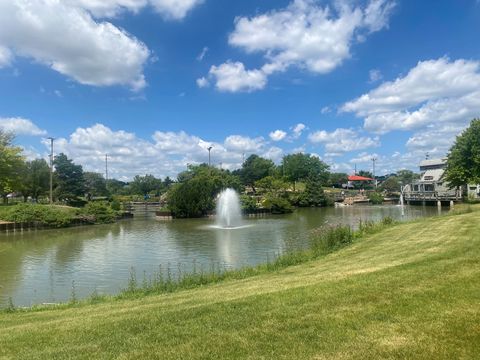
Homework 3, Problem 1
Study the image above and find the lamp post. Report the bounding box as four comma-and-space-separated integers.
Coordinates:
371, 157, 377, 188
47, 137, 55, 204
207, 146, 213, 166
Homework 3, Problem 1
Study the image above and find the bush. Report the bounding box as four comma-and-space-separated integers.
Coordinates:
0, 203, 76, 228
368, 192, 384, 205
240, 195, 258, 212
263, 195, 293, 214
80, 202, 117, 224
110, 200, 121, 211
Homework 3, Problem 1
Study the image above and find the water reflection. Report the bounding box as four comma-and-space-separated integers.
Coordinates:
0, 205, 444, 307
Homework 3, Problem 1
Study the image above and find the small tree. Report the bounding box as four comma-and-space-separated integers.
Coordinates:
380, 176, 400, 193
444, 119, 480, 187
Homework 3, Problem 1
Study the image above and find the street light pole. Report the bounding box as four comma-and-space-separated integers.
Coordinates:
47, 137, 55, 204
207, 146, 213, 166
371, 157, 377, 188
105, 154, 109, 190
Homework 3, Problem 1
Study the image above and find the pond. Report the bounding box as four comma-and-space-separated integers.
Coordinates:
0, 205, 444, 307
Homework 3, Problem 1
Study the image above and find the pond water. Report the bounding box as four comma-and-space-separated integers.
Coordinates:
0, 205, 444, 307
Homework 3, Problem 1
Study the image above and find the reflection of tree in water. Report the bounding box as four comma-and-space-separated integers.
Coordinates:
0, 223, 123, 306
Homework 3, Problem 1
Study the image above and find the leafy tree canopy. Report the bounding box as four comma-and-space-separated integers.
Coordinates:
168, 165, 242, 218
239, 155, 276, 190
281, 153, 329, 189
84, 172, 108, 198
53, 153, 85, 202
0, 130, 26, 201
445, 119, 480, 187
21, 159, 50, 201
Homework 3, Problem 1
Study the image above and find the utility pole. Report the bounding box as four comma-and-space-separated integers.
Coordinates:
47, 137, 55, 204
372, 157, 377, 188
354, 163, 357, 175
105, 154, 109, 189
207, 146, 213, 166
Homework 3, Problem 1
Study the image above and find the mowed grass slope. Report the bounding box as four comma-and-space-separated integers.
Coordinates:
1, 210, 480, 359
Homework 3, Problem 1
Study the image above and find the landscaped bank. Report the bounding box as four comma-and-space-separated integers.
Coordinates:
1, 207, 479, 359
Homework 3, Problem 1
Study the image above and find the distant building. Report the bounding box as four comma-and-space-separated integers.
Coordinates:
403, 158, 480, 203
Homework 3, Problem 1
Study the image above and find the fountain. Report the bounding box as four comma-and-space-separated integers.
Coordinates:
216, 188, 242, 228
399, 185, 405, 216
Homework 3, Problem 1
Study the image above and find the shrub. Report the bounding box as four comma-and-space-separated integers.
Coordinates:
81, 202, 117, 224
240, 195, 258, 213
0, 203, 75, 227
368, 192, 384, 205
263, 195, 293, 214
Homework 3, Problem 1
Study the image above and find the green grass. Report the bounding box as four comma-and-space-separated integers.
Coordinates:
1, 208, 479, 359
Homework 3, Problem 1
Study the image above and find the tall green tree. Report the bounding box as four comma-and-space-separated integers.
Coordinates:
396, 170, 419, 185
380, 176, 400, 192
0, 130, 25, 202
130, 174, 164, 196
297, 175, 328, 207
444, 119, 480, 187
239, 155, 276, 192
20, 159, 50, 201
281, 153, 329, 190
53, 153, 85, 202
84, 172, 108, 198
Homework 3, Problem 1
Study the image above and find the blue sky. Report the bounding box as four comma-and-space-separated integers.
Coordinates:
1, 0, 480, 180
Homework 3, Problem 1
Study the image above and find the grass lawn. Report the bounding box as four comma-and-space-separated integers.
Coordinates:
0, 208, 479, 359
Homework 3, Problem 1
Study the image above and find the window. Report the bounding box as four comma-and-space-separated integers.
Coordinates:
424, 176, 434, 180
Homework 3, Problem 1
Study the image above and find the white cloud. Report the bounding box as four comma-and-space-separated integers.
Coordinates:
45, 124, 281, 180
0, 45, 12, 67
202, 0, 395, 92
71, 0, 148, 18
342, 57, 480, 134
149, 0, 203, 20
321, 106, 331, 114
292, 123, 306, 138
368, 69, 382, 83
0, 1, 151, 91
204, 61, 267, 93
69, 0, 203, 19
196, 77, 209, 88
308, 128, 380, 155
269, 130, 287, 141
224, 135, 265, 152
0, 117, 47, 136
196, 46, 209, 61
349, 152, 379, 164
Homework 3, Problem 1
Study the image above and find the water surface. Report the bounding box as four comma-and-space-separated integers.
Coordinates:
0, 205, 443, 307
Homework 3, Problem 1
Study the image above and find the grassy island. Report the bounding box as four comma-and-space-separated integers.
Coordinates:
1, 207, 479, 359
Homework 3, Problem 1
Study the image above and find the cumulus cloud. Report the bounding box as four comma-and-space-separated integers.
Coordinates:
308, 128, 380, 156
269, 130, 287, 142
292, 123, 306, 139
342, 57, 480, 134
44, 124, 280, 180
339, 57, 480, 170
368, 69, 382, 83
201, 0, 395, 92
69, 0, 203, 19
0, 117, 47, 136
202, 61, 267, 92
196, 46, 209, 61
0, 45, 12, 67
0, 0, 150, 91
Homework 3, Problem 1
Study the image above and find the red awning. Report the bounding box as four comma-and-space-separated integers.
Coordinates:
348, 175, 374, 181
